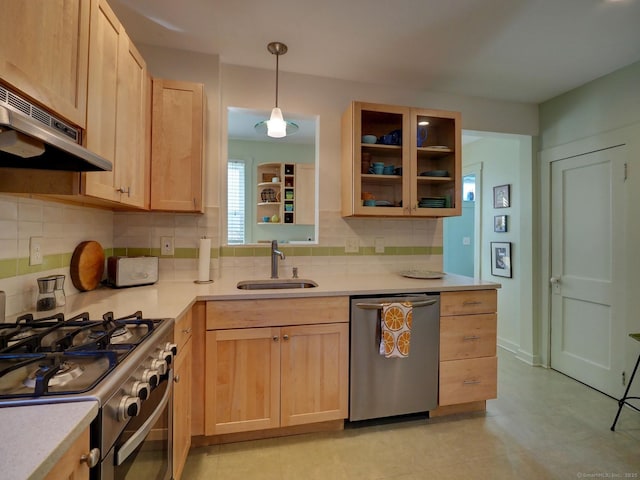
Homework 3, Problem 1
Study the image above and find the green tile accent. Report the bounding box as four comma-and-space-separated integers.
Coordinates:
235, 247, 256, 257
395, 247, 414, 255
127, 248, 151, 257
311, 247, 332, 256
62, 253, 73, 266
220, 246, 235, 257
113, 248, 127, 257
150, 248, 162, 257
103, 248, 114, 258
0, 259, 17, 279
330, 247, 346, 256
174, 248, 197, 259
361, 246, 376, 255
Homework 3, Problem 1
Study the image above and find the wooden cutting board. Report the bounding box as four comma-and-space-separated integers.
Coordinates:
70, 241, 105, 291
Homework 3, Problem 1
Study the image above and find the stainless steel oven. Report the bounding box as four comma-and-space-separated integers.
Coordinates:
100, 369, 173, 480
0, 311, 176, 480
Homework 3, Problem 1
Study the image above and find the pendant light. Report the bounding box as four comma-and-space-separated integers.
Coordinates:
255, 42, 298, 138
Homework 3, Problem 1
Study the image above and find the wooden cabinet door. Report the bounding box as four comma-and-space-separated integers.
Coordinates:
0, 0, 89, 128
84, 1, 149, 208
84, 0, 121, 202
280, 323, 349, 427
114, 36, 149, 208
173, 337, 192, 480
150, 79, 204, 212
44, 426, 90, 480
205, 328, 280, 435
295, 163, 315, 225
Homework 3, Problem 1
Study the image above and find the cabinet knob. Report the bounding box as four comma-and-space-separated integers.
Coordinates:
174, 375, 181, 383
283, 334, 289, 341
80, 448, 101, 468
273, 336, 279, 342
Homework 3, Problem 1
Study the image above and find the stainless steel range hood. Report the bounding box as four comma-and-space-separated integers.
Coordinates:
0, 86, 112, 172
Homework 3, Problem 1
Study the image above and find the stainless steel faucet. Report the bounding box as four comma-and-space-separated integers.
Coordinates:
271, 240, 285, 279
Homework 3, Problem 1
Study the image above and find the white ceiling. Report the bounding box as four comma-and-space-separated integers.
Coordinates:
108, 0, 640, 106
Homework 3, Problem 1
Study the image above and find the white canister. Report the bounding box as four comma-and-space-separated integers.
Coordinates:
272, 177, 279, 183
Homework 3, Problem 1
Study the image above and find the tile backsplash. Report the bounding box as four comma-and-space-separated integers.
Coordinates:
0, 195, 114, 315
0, 195, 443, 317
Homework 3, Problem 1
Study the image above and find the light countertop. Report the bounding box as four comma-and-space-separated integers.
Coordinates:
1, 271, 499, 478
21, 271, 500, 322
0, 401, 98, 480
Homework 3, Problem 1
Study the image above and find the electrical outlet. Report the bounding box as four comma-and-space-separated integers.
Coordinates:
463, 236, 471, 246
374, 237, 385, 254
345, 238, 359, 253
160, 236, 174, 256
29, 236, 43, 265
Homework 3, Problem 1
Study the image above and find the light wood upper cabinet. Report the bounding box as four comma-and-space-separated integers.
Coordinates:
84, 0, 149, 209
0, 0, 90, 128
150, 79, 204, 212
342, 101, 461, 218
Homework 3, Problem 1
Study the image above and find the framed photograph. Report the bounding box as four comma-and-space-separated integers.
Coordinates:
494, 215, 508, 233
491, 242, 512, 278
493, 184, 511, 208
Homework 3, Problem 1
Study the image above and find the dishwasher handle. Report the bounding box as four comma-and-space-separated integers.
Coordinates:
355, 298, 437, 310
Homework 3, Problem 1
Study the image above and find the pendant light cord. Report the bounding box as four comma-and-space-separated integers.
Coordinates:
274, 52, 279, 108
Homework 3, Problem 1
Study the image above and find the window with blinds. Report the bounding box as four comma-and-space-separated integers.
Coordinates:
227, 160, 245, 244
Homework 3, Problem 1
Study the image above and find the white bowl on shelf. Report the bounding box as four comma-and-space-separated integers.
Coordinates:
362, 135, 377, 144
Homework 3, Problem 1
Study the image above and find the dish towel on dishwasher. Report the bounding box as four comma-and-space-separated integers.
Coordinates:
379, 302, 413, 358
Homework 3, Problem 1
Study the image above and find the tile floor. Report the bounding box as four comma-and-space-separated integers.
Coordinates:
183, 349, 640, 479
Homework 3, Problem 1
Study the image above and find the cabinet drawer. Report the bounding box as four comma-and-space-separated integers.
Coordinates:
439, 356, 497, 406
440, 290, 497, 316
440, 314, 496, 361
206, 297, 349, 330
174, 308, 193, 351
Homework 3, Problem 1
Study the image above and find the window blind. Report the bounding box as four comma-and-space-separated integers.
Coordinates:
227, 160, 245, 244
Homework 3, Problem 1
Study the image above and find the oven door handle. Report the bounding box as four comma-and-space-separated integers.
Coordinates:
116, 370, 172, 466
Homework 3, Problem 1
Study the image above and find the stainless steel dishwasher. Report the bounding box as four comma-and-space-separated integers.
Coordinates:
349, 294, 439, 421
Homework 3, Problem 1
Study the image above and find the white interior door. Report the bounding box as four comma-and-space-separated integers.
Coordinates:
550, 146, 626, 397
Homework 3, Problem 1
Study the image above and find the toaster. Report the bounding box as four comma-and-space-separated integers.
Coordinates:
107, 256, 159, 288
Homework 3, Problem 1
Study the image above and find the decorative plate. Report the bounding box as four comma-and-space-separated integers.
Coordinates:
399, 270, 446, 279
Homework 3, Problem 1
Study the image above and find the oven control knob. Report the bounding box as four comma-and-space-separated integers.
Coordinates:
141, 369, 159, 389
151, 358, 167, 376
164, 342, 178, 357
155, 349, 173, 366
129, 380, 150, 401
118, 396, 141, 420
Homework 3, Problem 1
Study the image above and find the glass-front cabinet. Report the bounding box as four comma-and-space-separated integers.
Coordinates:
341, 101, 461, 217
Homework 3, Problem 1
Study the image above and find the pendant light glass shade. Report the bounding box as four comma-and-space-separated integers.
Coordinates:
255, 42, 298, 138
266, 107, 287, 138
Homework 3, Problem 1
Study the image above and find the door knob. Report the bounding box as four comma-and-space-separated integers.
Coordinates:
550, 277, 560, 284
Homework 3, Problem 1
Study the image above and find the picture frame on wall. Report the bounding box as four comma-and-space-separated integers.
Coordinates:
491, 241, 512, 278
493, 184, 511, 208
494, 215, 508, 233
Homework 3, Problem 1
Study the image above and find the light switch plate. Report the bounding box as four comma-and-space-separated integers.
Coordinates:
29, 236, 43, 265
345, 238, 359, 253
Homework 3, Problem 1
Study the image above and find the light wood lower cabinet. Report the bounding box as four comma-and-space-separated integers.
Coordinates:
204, 298, 349, 437
173, 308, 193, 480
44, 426, 91, 480
438, 290, 498, 409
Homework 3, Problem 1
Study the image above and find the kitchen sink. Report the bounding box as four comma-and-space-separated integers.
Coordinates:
236, 279, 318, 290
